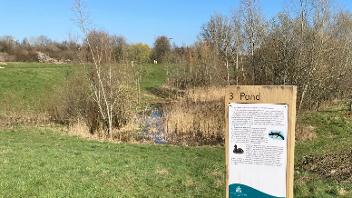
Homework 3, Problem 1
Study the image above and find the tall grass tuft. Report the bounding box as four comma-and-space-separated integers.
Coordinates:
163, 86, 225, 145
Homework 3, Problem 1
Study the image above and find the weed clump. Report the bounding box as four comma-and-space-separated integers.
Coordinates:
299, 150, 352, 182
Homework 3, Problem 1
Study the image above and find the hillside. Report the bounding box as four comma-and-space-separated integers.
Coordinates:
0, 62, 73, 114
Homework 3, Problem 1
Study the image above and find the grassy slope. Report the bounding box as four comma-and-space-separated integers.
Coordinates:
139, 63, 168, 104
0, 62, 166, 113
0, 127, 224, 197
141, 63, 167, 90
0, 62, 73, 113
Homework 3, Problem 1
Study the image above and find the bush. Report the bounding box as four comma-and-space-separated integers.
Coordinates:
48, 68, 137, 135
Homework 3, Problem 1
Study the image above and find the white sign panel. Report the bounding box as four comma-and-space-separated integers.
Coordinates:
228, 103, 288, 198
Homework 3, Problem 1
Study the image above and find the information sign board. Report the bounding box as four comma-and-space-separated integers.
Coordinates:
225, 86, 297, 198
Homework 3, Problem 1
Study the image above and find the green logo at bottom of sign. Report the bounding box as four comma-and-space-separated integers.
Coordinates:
229, 184, 285, 198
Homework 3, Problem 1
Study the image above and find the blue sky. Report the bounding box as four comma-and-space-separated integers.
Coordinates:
0, 0, 351, 46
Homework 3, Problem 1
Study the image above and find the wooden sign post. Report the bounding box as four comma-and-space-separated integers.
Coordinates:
225, 86, 297, 198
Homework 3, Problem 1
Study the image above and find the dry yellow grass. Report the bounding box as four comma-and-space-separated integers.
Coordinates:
296, 125, 317, 141
185, 86, 225, 102
164, 86, 225, 145
62, 86, 227, 145
0, 112, 49, 126
67, 116, 142, 142
156, 167, 169, 176
68, 120, 92, 138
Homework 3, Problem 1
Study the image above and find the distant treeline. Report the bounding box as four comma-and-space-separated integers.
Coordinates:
0, 35, 78, 62
0, 35, 152, 64
0, 32, 179, 66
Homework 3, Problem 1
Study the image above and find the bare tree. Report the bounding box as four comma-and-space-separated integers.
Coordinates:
167, 0, 352, 111
232, 11, 244, 85
200, 15, 234, 85
240, 0, 265, 84
73, 0, 121, 135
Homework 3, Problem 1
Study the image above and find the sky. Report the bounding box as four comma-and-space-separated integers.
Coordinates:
0, 0, 352, 46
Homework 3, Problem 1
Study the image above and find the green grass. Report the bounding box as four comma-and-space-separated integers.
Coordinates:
0, 62, 167, 113
137, 63, 168, 105
1, 112, 351, 197
296, 111, 352, 157
0, 62, 73, 113
1, 62, 351, 197
141, 63, 167, 90
294, 172, 352, 198
294, 111, 352, 197
0, 127, 224, 197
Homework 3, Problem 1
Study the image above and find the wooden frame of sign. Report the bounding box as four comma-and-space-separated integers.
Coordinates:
225, 85, 297, 198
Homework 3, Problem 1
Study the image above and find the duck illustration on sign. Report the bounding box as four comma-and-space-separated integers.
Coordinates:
233, 144, 244, 154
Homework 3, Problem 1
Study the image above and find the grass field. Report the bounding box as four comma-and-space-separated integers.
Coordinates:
0, 62, 351, 197
141, 63, 167, 90
294, 111, 352, 197
0, 127, 224, 197
0, 111, 351, 197
0, 62, 167, 114
0, 110, 350, 197
0, 62, 73, 113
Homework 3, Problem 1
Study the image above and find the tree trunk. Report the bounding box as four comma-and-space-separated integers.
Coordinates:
299, 84, 308, 111
236, 51, 239, 85
251, 41, 255, 84
108, 115, 113, 137
226, 59, 230, 85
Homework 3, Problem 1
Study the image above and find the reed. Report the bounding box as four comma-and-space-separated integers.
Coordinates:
164, 86, 225, 145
